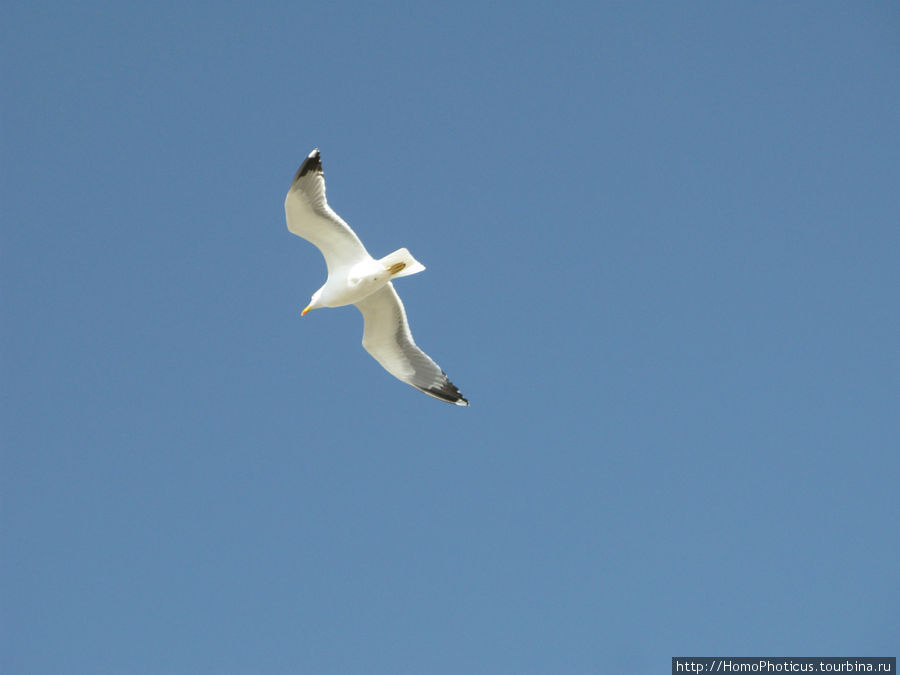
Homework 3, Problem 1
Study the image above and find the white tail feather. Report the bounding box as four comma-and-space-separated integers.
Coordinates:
379, 248, 426, 278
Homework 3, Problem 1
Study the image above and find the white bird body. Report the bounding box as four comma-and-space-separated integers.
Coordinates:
284, 148, 468, 406
310, 249, 425, 308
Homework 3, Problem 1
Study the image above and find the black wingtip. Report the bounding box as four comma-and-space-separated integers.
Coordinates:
293, 148, 322, 181
415, 381, 469, 406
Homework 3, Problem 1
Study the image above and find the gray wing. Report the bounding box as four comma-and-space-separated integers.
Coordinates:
354, 284, 468, 406
284, 148, 371, 273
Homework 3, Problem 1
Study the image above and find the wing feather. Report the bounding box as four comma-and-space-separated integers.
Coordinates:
284, 149, 371, 273
355, 284, 468, 406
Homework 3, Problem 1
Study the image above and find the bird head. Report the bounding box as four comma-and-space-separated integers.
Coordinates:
301, 289, 323, 316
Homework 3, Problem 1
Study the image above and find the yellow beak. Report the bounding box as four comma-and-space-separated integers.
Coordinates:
301, 304, 312, 316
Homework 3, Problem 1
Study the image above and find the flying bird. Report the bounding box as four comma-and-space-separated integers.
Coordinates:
285, 148, 468, 406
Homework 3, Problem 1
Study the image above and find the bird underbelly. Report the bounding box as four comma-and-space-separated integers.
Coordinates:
322, 267, 390, 307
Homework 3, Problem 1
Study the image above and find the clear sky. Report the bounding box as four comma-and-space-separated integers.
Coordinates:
2, 2, 898, 673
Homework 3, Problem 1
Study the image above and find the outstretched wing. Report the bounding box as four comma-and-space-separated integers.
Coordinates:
284, 148, 371, 273
354, 284, 468, 406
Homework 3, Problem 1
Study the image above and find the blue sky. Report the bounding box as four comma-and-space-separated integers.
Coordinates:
2, 2, 898, 673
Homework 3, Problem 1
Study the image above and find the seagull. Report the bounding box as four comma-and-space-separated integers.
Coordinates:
285, 148, 468, 406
